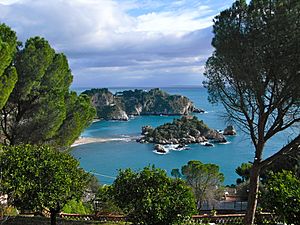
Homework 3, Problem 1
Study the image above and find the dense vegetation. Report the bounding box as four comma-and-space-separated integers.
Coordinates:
1, 0, 300, 222
139, 116, 226, 144
0, 145, 90, 225
0, 35, 95, 148
204, 0, 300, 224
0, 23, 96, 225
111, 166, 196, 225
261, 171, 300, 225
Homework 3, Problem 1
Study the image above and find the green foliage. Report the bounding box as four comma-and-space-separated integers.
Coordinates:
1, 36, 95, 147
53, 92, 96, 147
179, 160, 224, 210
112, 166, 196, 225
0, 23, 18, 110
143, 116, 210, 144
86, 174, 101, 194
261, 171, 300, 225
62, 199, 93, 215
0, 144, 89, 214
235, 163, 252, 183
95, 185, 123, 215
171, 168, 181, 178
2, 206, 18, 216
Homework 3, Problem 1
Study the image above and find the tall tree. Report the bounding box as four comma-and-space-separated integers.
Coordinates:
112, 166, 196, 225
0, 23, 18, 111
204, 0, 300, 224
0, 37, 95, 147
236, 163, 252, 182
180, 160, 224, 211
0, 144, 89, 225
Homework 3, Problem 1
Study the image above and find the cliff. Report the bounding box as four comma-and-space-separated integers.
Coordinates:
138, 116, 227, 144
82, 88, 204, 120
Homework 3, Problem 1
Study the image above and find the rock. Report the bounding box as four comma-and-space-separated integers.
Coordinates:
193, 108, 205, 113
102, 105, 128, 121
223, 125, 237, 135
204, 142, 214, 147
196, 136, 206, 142
170, 138, 179, 144
176, 144, 186, 149
204, 130, 227, 143
82, 88, 204, 120
154, 144, 166, 153
142, 126, 154, 135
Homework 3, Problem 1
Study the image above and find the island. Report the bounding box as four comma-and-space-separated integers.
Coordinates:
82, 88, 204, 120
137, 116, 227, 146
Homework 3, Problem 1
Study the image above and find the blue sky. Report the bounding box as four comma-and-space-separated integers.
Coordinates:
0, 0, 238, 87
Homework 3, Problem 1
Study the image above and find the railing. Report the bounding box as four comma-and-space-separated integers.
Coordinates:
192, 214, 245, 224
60, 213, 128, 222
2, 211, 280, 224
59, 213, 96, 221
56, 212, 279, 224
192, 213, 280, 224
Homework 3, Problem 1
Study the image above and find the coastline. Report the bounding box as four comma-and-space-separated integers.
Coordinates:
71, 136, 136, 147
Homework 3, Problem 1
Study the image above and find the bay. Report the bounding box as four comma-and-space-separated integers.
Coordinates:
71, 87, 294, 185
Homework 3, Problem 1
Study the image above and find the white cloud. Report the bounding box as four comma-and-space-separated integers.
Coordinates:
0, 0, 20, 5
135, 9, 213, 36
0, 0, 234, 87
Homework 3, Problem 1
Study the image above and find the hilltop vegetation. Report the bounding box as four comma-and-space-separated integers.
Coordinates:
82, 88, 203, 120
139, 116, 226, 144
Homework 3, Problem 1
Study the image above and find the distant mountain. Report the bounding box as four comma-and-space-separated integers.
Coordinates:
82, 88, 204, 121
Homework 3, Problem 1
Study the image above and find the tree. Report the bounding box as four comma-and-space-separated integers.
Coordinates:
261, 171, 300, 225
0, 23, 18, 111
0, 36, 95, 147
179, 160, 224, 211
0, 144, 89, 225
236, 163, 252, 183
112, 166, 196, 225
94, 185, 123, 215
171, 168, 181, 178
52, 92, 96, 147
204, 0, 300, 224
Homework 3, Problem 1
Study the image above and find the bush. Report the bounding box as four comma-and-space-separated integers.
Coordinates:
261, 170, 300, 225
112, 166, 196, 225
62, 199, 93, 215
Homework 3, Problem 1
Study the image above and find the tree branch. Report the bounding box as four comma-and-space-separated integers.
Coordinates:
260, 134, 300, 171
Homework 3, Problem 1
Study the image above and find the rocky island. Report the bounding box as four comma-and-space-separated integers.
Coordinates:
138, 116, 227, 146
82, 88, 204, 120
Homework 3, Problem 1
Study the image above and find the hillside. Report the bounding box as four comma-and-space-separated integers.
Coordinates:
82, 88, 204, 120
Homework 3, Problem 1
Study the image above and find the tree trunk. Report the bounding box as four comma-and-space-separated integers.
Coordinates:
244, 163, 261, 225
50, 209, 57, 225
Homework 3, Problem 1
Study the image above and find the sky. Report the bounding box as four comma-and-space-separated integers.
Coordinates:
0, 0, 238, 87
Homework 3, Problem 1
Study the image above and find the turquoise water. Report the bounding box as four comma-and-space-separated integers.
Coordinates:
71, 87, 295, 185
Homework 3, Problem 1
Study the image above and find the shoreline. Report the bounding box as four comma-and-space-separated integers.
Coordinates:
71, 136, 137, 147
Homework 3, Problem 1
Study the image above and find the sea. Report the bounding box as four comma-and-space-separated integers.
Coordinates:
71, 87, 296, 185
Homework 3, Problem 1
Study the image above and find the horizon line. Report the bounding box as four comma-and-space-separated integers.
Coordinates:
71, 85, 205, 89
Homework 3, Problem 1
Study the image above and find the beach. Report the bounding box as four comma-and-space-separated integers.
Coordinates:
71, 136, 136, 147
